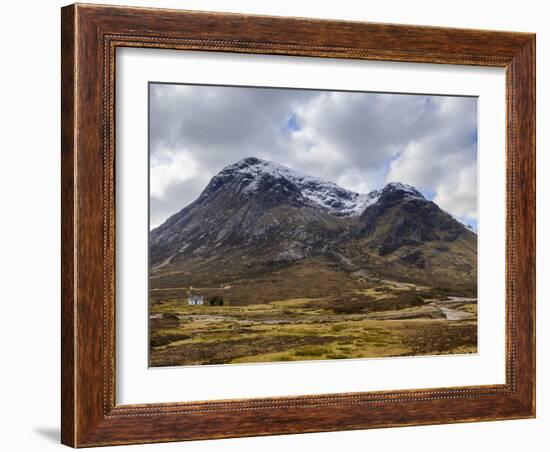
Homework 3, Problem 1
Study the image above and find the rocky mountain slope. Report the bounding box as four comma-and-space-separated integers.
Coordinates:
150, 157, 477, 298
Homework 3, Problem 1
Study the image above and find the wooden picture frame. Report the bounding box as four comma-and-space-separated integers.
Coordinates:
61, 3, 535, 447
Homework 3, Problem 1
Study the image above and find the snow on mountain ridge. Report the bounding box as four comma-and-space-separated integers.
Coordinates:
380, 181, 424, 199
213, 157, 424, 217
215, 157, 379, 216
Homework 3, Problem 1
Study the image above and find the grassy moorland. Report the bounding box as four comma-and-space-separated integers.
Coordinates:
149, 274, 477, 367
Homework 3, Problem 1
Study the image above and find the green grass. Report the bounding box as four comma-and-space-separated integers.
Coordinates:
149, 282, 477, 367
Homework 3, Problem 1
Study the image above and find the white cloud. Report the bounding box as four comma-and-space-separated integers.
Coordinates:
433, 163, 478, 221
150, 149, 200, 200
385, 96, 477, 223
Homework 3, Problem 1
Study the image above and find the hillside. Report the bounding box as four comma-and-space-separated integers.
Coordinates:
150, 157, 477, 304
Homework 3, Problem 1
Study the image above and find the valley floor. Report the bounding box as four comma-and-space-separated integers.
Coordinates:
149, 280, 477, 367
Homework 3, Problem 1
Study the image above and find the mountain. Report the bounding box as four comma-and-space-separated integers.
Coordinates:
150, 157, 370, 266
150, 157, 477, 301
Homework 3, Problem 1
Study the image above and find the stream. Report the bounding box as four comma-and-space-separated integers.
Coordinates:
430, 297, 477, 320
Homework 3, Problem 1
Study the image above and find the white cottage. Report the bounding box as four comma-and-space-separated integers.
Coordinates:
187, 295, 204, 305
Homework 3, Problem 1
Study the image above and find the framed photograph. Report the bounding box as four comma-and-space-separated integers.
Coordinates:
61, 3, 535, 447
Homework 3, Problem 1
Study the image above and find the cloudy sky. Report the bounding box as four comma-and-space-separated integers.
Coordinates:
149, 83, 477, 230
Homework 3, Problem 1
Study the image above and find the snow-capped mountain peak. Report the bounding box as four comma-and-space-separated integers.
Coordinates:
210, 157, 382, 216
380, 181, 424, 199
151, 157, 474, 272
